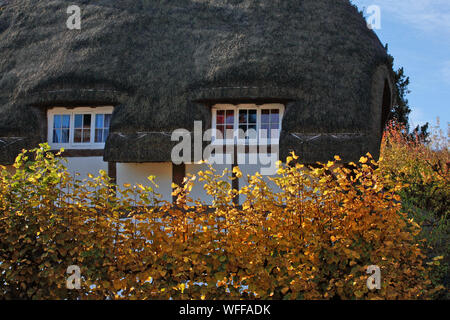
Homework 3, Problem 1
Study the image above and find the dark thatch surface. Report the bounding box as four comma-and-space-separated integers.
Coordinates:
0, 0, 393, 164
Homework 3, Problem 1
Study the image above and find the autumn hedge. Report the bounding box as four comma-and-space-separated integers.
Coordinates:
0, 144, 443, 299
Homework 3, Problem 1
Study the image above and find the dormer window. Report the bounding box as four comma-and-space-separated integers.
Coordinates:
48, 106, 113, 149
211, 103, 284, 145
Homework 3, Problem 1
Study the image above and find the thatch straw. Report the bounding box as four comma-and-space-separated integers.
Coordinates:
0, 0, 393, 164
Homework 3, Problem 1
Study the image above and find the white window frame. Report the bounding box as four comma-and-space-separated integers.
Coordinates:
211, 103, 284, 146
47, 106, 114, 150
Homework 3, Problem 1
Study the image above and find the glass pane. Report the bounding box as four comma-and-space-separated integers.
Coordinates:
75, 114, 83, 128
62, 129, 70, 143
271, 110, 279, 123
62, 115, 70, 129
271, 123, 279, 130
261, 110, 270, 123
95, 114, 103, 129
74, 129, 82, 143
261, 123, 270, 138
248, 110, 257, 123
53, 115, 61, 129
104, 114, 112, 128
95, 129, 103, 143
83, 129, 91, 143
103, 128, 109, 142
247, 125, 257, 140
53, 129, 61, 143
216, 110, 225, 125
270, 129, 280, 140
239, 110, 247, 124
226, 110, 234, 125
224, 126, 234, 139
216, 125, 225, 138
238, 125, 247, 138
83, 114, 91, 129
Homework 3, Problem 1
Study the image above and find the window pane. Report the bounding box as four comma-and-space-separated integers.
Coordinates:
83, 129, 91, 143
216, 125, 225, 138
53, 129, 61, 143
261, 110, 270, 123
248, 110, 257, 123
261, 123, 270, 138
226, 110, 234, 125
104, 114, 111, 128
62, 129, 70, 143
62, 115, 70, 129
95, 129, 103, 143
95, 114, 103, 129
103, 129, 109, 142
270, 129, 280, 139
216, 110, 225, 125
54, 115, 61, 129
271, 110, 279, 123
238, 124, 247, 138
225, 126, 234, 139
83, 114, 91, 129
75, 115, 83, 128
74, 129, 82, 143
239, 110, 247, 124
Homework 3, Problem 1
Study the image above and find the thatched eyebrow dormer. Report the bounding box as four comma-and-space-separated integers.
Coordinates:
0, 0, 393, 165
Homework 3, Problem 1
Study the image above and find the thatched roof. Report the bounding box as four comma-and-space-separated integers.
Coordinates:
0, 0, 393, 164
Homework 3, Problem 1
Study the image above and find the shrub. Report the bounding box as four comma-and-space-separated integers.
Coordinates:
380, 121, 449, 217
380, 120, 449, 298
0, 144, 441, 299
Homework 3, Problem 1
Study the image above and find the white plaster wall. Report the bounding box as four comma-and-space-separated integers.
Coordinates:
116, 163, 172, 203
237, 153, 282, 205
64, 157, 108, 180
186, 163, 231, 204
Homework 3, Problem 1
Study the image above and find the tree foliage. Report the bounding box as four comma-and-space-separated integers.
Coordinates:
380, 120, 449, 298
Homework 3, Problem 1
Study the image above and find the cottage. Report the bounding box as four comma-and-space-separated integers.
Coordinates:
0, 0, 393, 203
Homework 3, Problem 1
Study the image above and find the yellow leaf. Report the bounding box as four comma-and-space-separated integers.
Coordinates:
113, 280, 122, 290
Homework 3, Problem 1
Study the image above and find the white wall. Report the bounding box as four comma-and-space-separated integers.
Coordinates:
237, 153, 282, 205
64, 157, 108, 180
58, 159, 281, 205
116, 163, 172, 203
186, 163, 231, 204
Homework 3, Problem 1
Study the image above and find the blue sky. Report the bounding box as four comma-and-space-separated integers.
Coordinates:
351, 0, 449, 132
